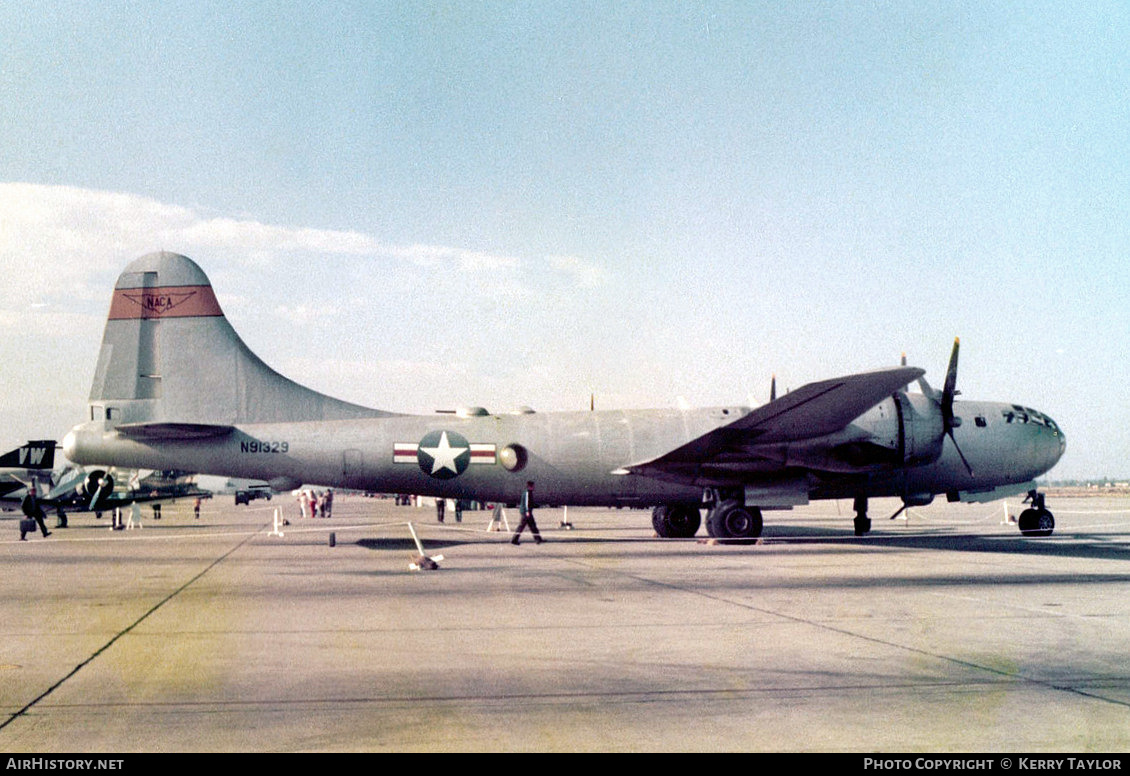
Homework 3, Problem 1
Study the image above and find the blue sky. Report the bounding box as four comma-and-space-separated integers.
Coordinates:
1, 2, 1127, 479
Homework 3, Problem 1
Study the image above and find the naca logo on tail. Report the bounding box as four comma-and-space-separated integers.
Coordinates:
121, 290, 198, 315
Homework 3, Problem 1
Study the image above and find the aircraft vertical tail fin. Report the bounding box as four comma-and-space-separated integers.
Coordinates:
87, 252, 391, 427
0, 440, 56, 470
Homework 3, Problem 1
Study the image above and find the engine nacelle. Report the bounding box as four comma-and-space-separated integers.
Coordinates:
793, 393, 945, 472
894, 392, 945, 465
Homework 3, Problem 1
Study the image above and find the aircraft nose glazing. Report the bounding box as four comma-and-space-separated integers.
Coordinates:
1039, 410, 1066, 470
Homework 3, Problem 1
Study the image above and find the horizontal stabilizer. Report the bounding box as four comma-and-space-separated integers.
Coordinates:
624, 366, 923, 479
115, 423, 235, 440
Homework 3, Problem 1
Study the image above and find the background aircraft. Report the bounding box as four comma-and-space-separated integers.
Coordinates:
64, 468, 211, 514
64, 252, 1065, 540
0, 438, 210, 522
0, 440, 58, 500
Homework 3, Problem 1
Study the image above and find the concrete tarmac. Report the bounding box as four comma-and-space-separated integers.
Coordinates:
2, 493, 1130, 752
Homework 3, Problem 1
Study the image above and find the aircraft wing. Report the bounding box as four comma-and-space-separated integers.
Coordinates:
0, 479, 25, 500
623, 366, 923, 481
99, 485, 214, 508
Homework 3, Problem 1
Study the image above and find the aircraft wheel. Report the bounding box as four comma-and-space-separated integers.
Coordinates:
652, 505, 702, 538
854, 516, 871, 536
668, 505, 701, 538
1018, 508, 1055, 538
707, 504, 762, 543
669, 505, 702, 538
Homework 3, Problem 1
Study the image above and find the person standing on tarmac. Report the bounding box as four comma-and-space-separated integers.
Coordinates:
20, 486, 50, 540
511, 481, 544, 545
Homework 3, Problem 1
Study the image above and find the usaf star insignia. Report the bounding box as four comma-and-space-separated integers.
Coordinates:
394, 431, 497, 479
418, 430, 469, 479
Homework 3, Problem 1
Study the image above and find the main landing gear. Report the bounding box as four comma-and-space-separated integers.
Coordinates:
1017, 490, 1055, 537
651, 504, 701, 539
706, 501, 763, 542
651, 493, 764, 542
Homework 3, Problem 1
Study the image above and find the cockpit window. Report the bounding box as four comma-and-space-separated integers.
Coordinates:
1002, 405, 1058, 432
1003, 405, 1029, 424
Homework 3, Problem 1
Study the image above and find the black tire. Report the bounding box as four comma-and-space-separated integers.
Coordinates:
667, 505, 701, 538
706, 504, 763, 542
652, 505, 701, 538
1018, 508, 1055, 537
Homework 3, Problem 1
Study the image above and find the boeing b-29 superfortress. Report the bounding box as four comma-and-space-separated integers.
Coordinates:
64, 252, 1066, 540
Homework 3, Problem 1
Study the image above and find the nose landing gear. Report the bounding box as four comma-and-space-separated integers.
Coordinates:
1018, 490, 1055, 537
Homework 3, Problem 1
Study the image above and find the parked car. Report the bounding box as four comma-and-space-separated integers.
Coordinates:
235, 487, 272, 505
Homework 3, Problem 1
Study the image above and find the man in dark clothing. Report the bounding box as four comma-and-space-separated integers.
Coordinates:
20, 487, 50, 540
511, 481, 543, 545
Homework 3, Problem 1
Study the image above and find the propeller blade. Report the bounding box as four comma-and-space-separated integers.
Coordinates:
949, 429, 974, 476
941, 337, 960, 428
939, 338, 973, 476
89, 469, 115, 509
88, 482, 104, 509
916, 376, 939, 401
